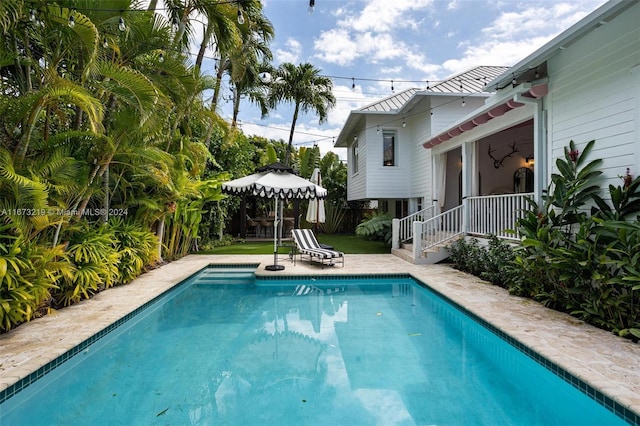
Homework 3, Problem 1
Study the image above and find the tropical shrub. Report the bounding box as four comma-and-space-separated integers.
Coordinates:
449, 140, 640, 340
356, 212, 393, 245
0, 226, 67, 331
513, 140, 640, 339
53, 222, 121, 307
320, 203, 346, 234
110, 218, 159, 286
448, 236, 516, 287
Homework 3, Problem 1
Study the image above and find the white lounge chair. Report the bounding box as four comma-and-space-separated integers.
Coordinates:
291, 229, 345, 269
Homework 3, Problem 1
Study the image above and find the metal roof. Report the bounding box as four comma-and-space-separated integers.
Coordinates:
428, 65, 509, 93
358, 66, 509, 113
359, 88, 421, 113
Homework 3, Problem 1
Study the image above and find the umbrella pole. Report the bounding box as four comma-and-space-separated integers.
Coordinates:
265, 198, 284, 271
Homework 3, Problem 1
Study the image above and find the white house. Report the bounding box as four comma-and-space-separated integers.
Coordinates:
334, 66, 508, 218
335, 0, 639, 264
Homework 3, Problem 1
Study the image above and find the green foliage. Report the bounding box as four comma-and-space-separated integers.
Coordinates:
54, 222, 121, 307
110, 218, 160, 286
513, 140, 640, 339
0, 227, 59, 332
320, 202, 346, 234
356, 212, 393, 245
448, 140, 640, 341
448, 236, 516, 287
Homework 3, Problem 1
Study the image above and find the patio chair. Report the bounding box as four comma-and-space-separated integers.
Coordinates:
245, 215, 260, 237
291, 229, 344, 269
258, 217, 273, 238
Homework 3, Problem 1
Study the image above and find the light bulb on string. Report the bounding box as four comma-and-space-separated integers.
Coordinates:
461, 97, 466, 107
172, 17, 179, 31
102, 37, 108, 48
68, 13, 75, 28
402, 117, 406, 127
352, 77, 355, 90
237, 7, 245, 24
376, 125, 380, 134
308, 0, 315, 14
118, 16, 126, 31
159, 52, 164, 62
29, 9, 36, 21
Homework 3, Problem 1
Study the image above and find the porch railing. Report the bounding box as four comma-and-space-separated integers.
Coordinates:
466, 193, 534, 240
396, 205, 436, 245
418, 205, 464, 252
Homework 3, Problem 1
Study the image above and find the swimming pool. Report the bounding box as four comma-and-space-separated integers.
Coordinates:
0, 266, 631, 425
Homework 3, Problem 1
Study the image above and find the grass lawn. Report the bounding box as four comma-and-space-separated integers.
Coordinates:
199, 233, 389, 255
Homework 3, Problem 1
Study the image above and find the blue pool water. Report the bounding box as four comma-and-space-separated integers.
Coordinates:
0, 268, 629, 425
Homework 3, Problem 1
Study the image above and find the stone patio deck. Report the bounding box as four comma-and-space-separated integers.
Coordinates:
1, 254, 639, 420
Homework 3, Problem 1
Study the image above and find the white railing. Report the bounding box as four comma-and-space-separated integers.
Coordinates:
418, 205, 464, 252
395, 205, 436, 245
466, 193, 534, 240
393, 193, 536, 259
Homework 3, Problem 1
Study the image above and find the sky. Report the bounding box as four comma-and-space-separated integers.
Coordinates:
200, 0, 608, 160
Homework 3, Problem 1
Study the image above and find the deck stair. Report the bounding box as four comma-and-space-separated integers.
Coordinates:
392, 235, 460, 265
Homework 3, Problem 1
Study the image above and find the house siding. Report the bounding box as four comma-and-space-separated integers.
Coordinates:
408, 108, 433, 201
347, 129, 367, 201
364, 116, 411, 199
547, 2, 640, 188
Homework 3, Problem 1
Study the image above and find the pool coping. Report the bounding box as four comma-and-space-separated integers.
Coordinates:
1, 254, 639, 424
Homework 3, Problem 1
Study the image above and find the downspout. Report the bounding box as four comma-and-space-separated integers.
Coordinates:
514, 93, 547, 205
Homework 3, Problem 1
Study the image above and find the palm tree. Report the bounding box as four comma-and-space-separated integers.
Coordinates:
208, 0, 273, 127
267, 63, 336, 165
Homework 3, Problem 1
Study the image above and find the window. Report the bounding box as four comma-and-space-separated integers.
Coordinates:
351, 140, 359, 174
383, 131, 396, 166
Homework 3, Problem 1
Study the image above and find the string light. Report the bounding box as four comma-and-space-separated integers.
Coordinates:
118, 16, 126, 31
391, 80, 394, 92
352, 77, 355, 90
102, 37, 108, 48
171, 17, 179, 31
237, 6, 245, 25
376, 125, 380, 134
159, 52, 164, 62
68, 12, 75, 28
29, 9, 36, 21
308, 0, 315, 14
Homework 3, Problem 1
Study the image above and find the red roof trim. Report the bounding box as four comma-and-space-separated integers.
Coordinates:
422, 84, 547, 149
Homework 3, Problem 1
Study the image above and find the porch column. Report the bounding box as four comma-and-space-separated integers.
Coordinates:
461, 141, 475, 234
515, 93, 547, 204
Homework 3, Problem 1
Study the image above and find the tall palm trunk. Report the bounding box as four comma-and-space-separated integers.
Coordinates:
284, 103, 300, 166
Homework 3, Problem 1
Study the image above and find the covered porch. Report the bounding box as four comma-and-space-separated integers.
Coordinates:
392, 82, 547, 263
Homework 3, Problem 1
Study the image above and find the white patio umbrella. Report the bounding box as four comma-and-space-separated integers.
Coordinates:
305, 168, 326, 228
222, 163, 327, 271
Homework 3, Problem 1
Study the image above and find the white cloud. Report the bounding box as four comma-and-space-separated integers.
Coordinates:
275, 38, 302, 65
313, 28, 360, 66
313, 0, 435, 66
442, 1, 608, 74
338, 0, 434, 33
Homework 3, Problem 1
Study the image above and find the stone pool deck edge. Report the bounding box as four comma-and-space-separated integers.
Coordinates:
1, 254, 639, 419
